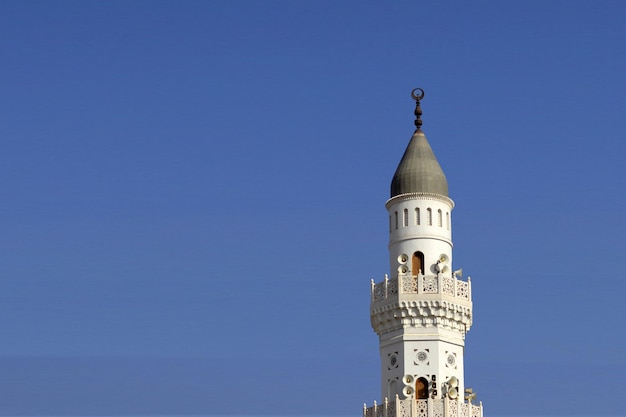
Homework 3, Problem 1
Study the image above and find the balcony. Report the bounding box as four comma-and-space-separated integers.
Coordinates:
371, 274, 471, 303
364, 396, 482, 417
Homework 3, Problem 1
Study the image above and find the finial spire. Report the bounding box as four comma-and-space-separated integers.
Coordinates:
411, 88, 424, 129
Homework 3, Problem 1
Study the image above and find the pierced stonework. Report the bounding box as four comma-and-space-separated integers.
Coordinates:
449, 397, 459, 416
456, 281, 469, 300
400, 400, 412, 417
416, 399, 428, 417
388, 278, 398, 296
422, 275, 438, 293
460, 402, 470, 417
442, 276, 454, 296
433, 398, 444, 417
364, 398, 483, 417
374, 282, 385, 301
401, 275, 418, 293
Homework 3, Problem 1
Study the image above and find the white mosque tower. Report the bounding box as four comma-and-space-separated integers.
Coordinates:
364, 89, 483, 417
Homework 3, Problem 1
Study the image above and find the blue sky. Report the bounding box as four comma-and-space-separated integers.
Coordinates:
1, 1, 626, 416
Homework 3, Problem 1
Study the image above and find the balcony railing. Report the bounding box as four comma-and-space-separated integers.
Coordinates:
364, 396, 482, 417
371, 274, 471, 303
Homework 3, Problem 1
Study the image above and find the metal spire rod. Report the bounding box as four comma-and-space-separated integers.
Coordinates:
411, 88, 425, 129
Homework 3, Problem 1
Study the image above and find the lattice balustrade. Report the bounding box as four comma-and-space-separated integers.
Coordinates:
459, 402, 469, 417
399, 400, 412, 417
416, 399, 428, 417
374, 282, 386, 301
372, 274, 471, 302
448, 398, 458, 416
442, 276, 454, 296
388, 278, 398, 296
456, 281, 469, 300
432, 398, 444, 417
401, 275, 418, 293
422, 275, 438, 293
364, 398, 482, 417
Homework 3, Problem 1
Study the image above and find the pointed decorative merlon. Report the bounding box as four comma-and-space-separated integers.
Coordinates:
411, 88, 425, 129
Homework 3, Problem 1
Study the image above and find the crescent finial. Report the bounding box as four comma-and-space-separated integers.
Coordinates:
411, 88, 424, 129
411, 88, 425, 101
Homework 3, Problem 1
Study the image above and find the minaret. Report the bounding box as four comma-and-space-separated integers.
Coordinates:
365, 89, 483, 417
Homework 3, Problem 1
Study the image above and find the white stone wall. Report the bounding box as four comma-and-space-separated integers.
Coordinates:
386, 193, 454, 280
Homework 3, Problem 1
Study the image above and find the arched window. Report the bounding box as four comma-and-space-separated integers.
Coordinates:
416, 377, 429, 399
415, 208, 421, 225
389, 215, 392, 234
412, 251, 424, 276
403, 209, 409, 227
438, 209, 442, 227
394, 211, 398, 230
446, 212, 450, 230
389, 380, 398, 400
427, 208, 432, 226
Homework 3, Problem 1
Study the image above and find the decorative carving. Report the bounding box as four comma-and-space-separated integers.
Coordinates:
446, 353, 456, 368
433, 398, 444, 417
388, 278, 398, 296
371, 274, 471, 302
374, 282, 385, 301
422, 275, 438, 293
416, 399, 428, 417
386, 192, 455, 210
371, 299, 473, 335
442, 276, 454, 296
401, 275, 417, 293
460, 402, 470, 417
399, 399, 412, 417
449, 398, 458, 416
363, 398, 483, 417
456, 281, 469, 300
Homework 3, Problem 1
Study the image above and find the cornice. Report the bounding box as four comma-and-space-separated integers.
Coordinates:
370, 299, 472, 336
386, 192, 455, 210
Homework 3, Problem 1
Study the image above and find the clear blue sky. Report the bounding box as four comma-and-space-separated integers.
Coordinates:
2, 1, 626, 416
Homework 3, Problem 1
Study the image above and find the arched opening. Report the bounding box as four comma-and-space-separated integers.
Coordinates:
412, 251, 424, 276
389, 380, 398, 400
416, 377, 428, 399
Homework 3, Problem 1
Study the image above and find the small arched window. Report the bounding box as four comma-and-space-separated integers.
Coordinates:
415, 208, 421, 225
412, 251, 424, 276
403, 209, 409, 227
438, 209, 442, 227
427, 208, 432, 226
416, 377, 429, 399
446, 212, 450, 230
394, 211, 398, 230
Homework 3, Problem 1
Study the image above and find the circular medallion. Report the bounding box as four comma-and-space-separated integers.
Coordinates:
447, 354, 456, 366
389, 355, 398, 367
416, 351, 428, 362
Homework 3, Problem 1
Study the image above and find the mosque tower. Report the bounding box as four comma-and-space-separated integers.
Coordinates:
364, 89, 483, 417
